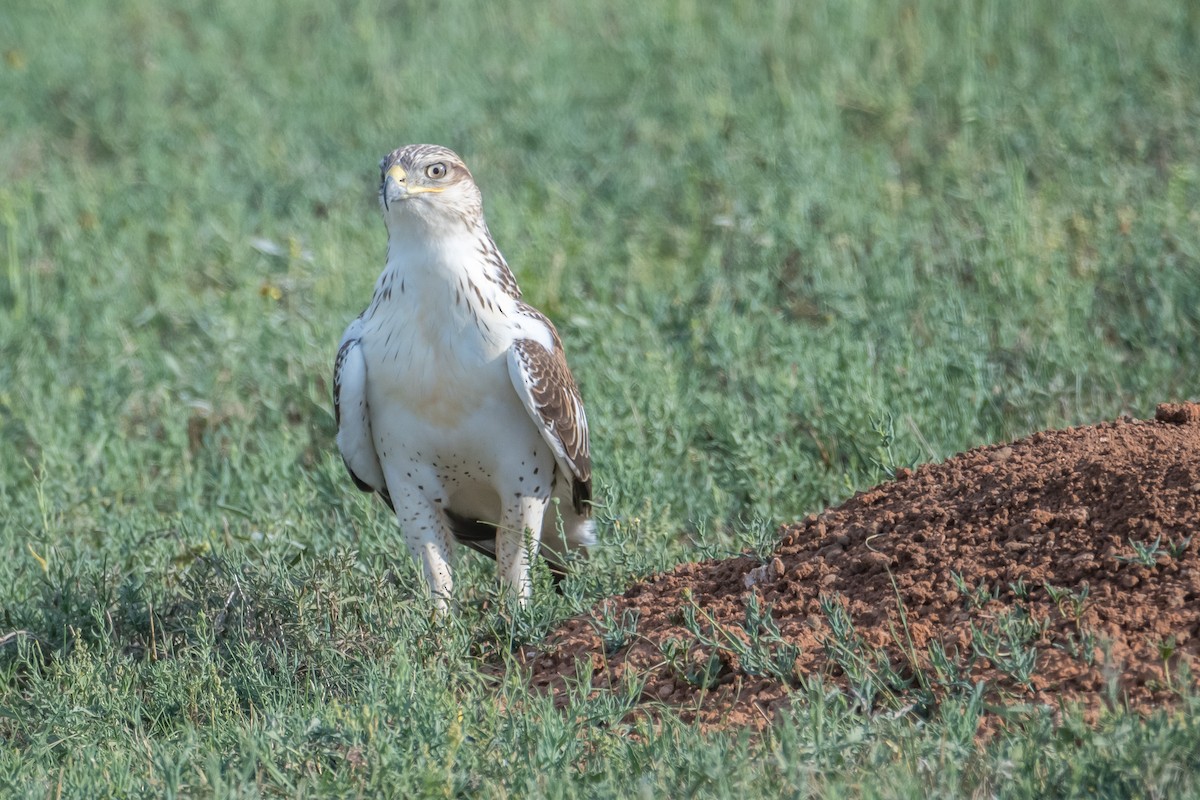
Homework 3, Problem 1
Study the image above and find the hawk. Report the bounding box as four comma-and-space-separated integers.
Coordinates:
334, 144, 594, 613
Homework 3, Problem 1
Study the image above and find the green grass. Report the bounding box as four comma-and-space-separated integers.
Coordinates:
2, 0, 1199, 795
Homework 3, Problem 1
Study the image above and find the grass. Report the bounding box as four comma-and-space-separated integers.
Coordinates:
2, 0, 1199, 795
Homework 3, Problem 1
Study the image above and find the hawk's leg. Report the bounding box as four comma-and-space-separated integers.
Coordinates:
496, 495, 548, 605
389, 486, 455, 614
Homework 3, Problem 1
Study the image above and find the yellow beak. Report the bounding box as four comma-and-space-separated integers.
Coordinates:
382, 163, 445, 210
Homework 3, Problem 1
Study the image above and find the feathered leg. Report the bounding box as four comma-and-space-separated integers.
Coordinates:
496, 495, 548, 605
388, 482, 455, 614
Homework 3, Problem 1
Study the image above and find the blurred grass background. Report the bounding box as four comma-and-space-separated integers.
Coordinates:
1, 0, 1199, 795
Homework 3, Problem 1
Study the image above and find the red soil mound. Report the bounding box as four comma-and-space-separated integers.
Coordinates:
527, 404, 1200, 730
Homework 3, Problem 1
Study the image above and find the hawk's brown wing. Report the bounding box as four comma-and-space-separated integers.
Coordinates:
506, 318, 591, 516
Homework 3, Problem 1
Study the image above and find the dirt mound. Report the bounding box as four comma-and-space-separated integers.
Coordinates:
527, 404, 1200, 731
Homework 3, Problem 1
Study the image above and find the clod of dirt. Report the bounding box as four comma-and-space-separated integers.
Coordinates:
527, 404, 1200, 732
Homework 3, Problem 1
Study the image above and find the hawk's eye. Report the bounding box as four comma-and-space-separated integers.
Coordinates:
426, 163, 448, 179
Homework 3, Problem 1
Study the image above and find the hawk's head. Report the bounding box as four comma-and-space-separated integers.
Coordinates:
378, 144, 482, 229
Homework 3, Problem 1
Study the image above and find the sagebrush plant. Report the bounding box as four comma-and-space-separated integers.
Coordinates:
968, 609, 1044, 690
3, 0, 1200, 795
664, 591, 800, 687
1119, 535, 1168, 567
819, 593, 910, 711
593, 601, 641, 656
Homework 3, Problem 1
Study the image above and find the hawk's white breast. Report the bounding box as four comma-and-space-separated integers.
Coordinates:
358, 223, 557, 522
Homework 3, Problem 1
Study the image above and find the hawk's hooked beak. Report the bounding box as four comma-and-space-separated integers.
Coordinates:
382, 164, 407, 211
382, 163, 447, 211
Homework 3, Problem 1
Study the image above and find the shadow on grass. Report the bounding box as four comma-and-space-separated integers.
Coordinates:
0, 551, 405, 702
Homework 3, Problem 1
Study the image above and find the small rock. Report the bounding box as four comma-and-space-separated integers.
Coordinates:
864, 551, 891, 568
1156, 402, 1200, 424
743, 559, 786, 589
989, 446, 1014, 463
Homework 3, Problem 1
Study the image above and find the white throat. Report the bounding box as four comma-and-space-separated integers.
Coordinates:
367, 209, 555, 356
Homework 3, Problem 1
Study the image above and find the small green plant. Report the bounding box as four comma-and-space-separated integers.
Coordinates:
1166, 535, 1193, 560
734, 592, 802, 683
1043, 581, 1091, 620
690, 515, 780, 563
1118, 535, 1168, 567
870, 414, 899, 478
927, 639, 976, 692
819, 594, 908, 710
969, 607, 1046, 688
663, 593, 800, 687
1156, 635, 1178, 690
865, 413, 917, 481
658, 636, 725, 690
742, 515, 782, 563
951, 573, 1000, 609
593, 602, 640, 656
1054, 627, 1100, 667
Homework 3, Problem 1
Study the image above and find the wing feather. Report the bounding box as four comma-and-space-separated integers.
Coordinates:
334, 319, 388, 500
506, 316, 592, 516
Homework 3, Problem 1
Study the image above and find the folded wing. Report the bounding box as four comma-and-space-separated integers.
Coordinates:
506, 322, 592, 516
334, 318, 388, 502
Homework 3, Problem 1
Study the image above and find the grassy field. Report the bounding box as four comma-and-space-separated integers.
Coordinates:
2, 0, 1199, 795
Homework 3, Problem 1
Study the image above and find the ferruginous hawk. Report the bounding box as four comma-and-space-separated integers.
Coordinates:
334, 144, 594, 612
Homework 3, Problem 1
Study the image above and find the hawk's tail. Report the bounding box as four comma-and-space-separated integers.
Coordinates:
443, 509, 577, 587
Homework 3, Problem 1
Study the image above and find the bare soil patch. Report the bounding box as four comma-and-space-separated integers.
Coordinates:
526, 404, 1200, 731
